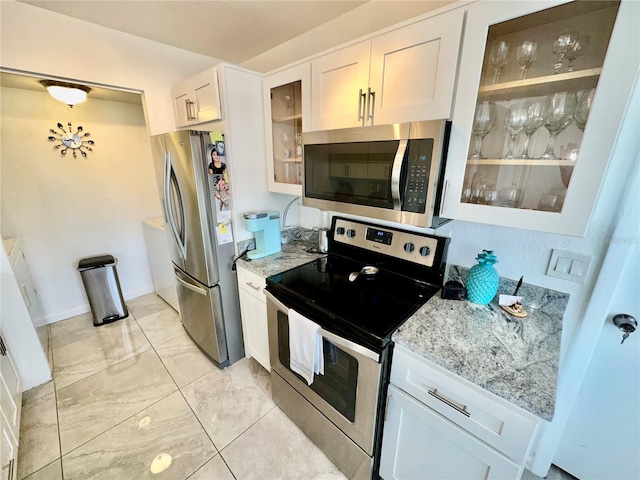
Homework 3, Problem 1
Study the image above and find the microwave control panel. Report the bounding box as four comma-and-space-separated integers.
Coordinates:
402, 139, 434, 214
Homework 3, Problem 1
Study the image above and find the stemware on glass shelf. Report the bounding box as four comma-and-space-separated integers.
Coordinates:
516, 41, 538, 80
520, 99, 544, 159
541, 92, 577, 160
470, 101, 497, 160
281, 93, 294, 115
575, 89, 595, 131
470, 173, 487, 204
552, 30, 578, 74
490, 40, 510, 83
564, 35, 590, 72
504, 103, 527, 159
500, 184, 523, 208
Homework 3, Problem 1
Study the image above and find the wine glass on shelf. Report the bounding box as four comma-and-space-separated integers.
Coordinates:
520, 99, 544, 159
574, 89, 595, 131
281, 93, 294, 115
565, 35, 590, 72
504, 103, 527, 159
552, 30, 578, 74
470, 101, 497, 160
541, 92, 577, 160
516, 41, 538, 80
490, 40, 510, 84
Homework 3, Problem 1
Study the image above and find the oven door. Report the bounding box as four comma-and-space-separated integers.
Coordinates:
265, 291, 382, 456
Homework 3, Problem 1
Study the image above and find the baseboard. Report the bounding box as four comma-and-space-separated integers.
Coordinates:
38, 286, 156, 326
124, 286, 155, 301
40, 304, 91, 325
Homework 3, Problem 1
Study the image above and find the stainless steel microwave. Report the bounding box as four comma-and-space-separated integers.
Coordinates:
302, 120, 451, 228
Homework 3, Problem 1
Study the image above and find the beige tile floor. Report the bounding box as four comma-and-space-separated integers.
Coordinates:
19, 293, 346, 480
20, 293, 576, 480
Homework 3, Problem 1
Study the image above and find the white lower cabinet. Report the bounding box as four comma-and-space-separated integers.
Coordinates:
1, 337, 21, 480
381, 385, 520, 480
237, 265, 270, 371
381, 345, 538, 480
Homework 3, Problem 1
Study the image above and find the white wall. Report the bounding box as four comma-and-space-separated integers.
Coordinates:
1, 87, 160, 323
0, 1, 220, 135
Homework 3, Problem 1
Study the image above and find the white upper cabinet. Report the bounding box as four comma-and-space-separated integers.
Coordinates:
311, 8, 464, 131
441, 0, 639, 236
263, 63, 311, 196
171, 67, 222, 128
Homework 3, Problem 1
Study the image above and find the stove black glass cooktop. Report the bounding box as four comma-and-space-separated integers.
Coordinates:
266, 254, 440, 353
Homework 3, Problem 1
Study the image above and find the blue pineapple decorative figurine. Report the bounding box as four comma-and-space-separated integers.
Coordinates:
466, 250, 499, 305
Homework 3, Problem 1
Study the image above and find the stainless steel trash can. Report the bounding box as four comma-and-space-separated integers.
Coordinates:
78, 255, 128, 326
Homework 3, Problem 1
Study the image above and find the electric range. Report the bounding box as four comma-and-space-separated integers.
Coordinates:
264, 216, 450, 479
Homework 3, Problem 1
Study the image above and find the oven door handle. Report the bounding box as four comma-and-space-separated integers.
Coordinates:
390, 139, 408, 211
265, 290, 381, 363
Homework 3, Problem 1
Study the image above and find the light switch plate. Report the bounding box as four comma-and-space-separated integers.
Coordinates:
546, 249, 592, 283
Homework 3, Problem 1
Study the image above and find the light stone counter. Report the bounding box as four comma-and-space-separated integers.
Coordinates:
237, 241, 325, 278
393, 268, 567, 422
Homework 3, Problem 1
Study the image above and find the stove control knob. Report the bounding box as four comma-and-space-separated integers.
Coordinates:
336, 227, 346, 235
419, 246, 431, 257
404, 242, 415, 253
346, 229, 356, 238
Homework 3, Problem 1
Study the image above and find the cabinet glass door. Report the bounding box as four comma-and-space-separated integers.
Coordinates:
270, 81, 303, 187
460, 1, 619, 214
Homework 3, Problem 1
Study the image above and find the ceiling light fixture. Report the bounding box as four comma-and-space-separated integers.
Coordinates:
40, 80, 91, 107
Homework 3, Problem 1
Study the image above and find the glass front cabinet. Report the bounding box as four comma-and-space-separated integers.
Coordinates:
263, 63, 311, 196
442, 0, 638, 236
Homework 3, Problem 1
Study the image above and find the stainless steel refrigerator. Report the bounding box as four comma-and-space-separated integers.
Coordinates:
150, 130, 243, 367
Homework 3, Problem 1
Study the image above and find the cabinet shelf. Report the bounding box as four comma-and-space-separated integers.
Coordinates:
478, 68, 601, 102
275, 156, 302, 163
467, 159, 576, 166
272, 114, 302, 123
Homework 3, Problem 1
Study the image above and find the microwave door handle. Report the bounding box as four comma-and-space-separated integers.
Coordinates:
391, 139, 408, 211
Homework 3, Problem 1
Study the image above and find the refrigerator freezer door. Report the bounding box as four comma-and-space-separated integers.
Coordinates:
173, 266, 228, 365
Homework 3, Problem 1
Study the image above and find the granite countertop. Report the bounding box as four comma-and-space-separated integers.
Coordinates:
237, 241, 325, 278
393, 269, 567, 422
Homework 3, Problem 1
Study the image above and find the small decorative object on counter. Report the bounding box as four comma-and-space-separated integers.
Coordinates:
466, 250, 499, 305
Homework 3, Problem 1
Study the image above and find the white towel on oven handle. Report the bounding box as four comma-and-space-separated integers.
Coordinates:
288, 309, 324, 385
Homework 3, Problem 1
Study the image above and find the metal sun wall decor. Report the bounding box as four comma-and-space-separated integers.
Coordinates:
48, 122, 95, 157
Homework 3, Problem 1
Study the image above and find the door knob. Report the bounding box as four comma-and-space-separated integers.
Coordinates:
613, 314, 637, 344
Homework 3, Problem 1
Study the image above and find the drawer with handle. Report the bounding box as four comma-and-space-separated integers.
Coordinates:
391, 344, 538, 463
237, 265, 266, 302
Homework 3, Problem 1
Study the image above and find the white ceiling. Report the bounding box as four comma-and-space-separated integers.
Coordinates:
20, 0, 369, 65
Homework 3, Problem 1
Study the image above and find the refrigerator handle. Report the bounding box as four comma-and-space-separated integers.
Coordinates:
163, 152, 187, 260
174, 267, 207, 296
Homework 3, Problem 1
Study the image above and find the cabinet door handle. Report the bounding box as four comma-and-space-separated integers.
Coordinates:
384, 394, 392, 423
246, 282, 261, 291
184, 99, 192, 121
358, 89, 367, 124
440, 180, 450, 216
20, 284, 31, 308
428, 388, 471, 417
367, 88, 375, 124
185, 99, 197, 121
